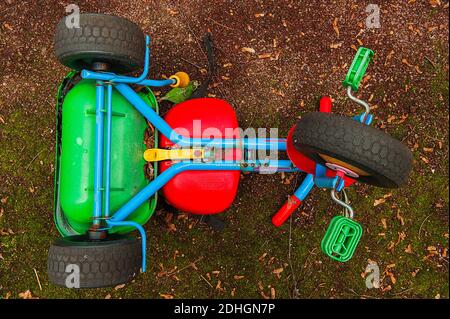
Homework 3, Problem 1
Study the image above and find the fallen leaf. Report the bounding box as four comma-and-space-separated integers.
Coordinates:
270, 51, 281, 60
330, 42, 343, 49
114, 284, 125, 290
271, 88, 285, 97
258, 281, 264, 291
405, 244, 413, 253
374, 198, 386, 206
374, 193, 392, 206
233, 275, 245, 280
402, 58, 414, 67
389, 273, 397, 284
3, 23, 13, 31
270, 287, 276, 299
19, 290, 36, 299
429, 0, 441, 7
382, 285, 392, 292
387, 115, 397, 123
241, 47, 256, 54
396, 232, 406, 245
160, 293, 174, 299
167, 223, 177, 232
272, 267, 284, 278
167, 8, 179, 16
396, 210, 405, 226
258, 53, 272, 59
332, 18, 340, 37
260, 291, 270, 299
420, 156, 429, 164
282, 173, 295, 185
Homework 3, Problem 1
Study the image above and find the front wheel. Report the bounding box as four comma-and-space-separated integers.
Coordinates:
293, 112, 413, 188
47, 234, 142, 288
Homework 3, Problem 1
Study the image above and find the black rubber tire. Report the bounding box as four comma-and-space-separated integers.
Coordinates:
293, 112, 413, 188
47, 235, 141, 288
54, 13, 145, 73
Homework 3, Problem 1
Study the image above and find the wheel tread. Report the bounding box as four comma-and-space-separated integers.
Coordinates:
293, 112, 412, 188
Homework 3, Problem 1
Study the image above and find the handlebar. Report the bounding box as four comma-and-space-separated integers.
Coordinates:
272, 195, 302, 227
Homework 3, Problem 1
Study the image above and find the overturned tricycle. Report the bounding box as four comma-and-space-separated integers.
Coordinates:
48, 14, 412, 288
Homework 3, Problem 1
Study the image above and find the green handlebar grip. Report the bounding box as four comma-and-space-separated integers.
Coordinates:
343, 47, 374, 92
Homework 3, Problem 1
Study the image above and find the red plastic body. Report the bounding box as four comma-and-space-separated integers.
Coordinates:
159, 98, 241, 214
272, 195, 302, 227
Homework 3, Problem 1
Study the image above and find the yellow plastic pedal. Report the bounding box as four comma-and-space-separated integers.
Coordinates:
144, 148, 204, 162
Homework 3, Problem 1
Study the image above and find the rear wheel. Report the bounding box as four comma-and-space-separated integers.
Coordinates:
47, 234, 141, 288
54, 13, 145, 73
293, 112, 413, 188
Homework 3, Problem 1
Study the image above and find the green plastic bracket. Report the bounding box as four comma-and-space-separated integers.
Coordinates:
343, 47, 374, 92
321, 216, 363, 262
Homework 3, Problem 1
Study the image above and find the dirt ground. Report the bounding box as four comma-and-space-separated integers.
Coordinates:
0, 0, 448, 299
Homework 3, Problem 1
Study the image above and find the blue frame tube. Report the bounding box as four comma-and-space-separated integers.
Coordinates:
106, 219, 147, 271
240, 159, 299, 172
114, 83, 287, 151
111, 162, 241, 222
104, 84, 113, 218
81, 35, 176, 87
244, 138, 287, 150
93, 82, 105, 225
294, 174, 315, 200
82, 69, 175, 87
111, 160, 299, 223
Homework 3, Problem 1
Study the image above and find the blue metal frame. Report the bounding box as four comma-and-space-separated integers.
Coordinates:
93, 82, 104, 226
83, 34, 348, 271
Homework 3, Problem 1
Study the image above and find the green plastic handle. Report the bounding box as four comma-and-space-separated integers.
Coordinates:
343, 47, 374, 92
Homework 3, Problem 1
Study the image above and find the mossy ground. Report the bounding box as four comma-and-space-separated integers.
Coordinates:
0, 0, 448, 299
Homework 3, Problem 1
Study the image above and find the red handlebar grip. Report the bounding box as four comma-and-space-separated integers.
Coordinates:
319, 96, 332, 113
272, 195, 302, 227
